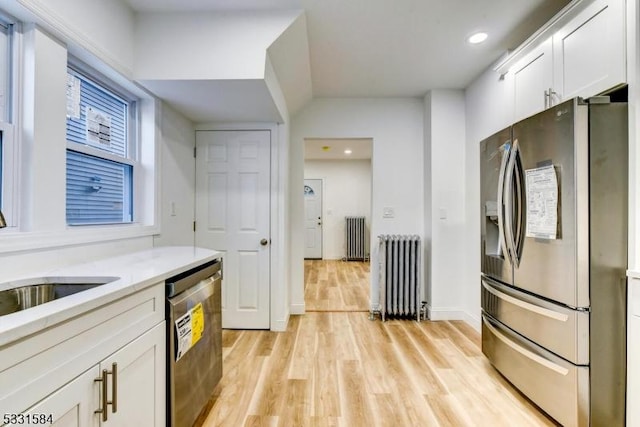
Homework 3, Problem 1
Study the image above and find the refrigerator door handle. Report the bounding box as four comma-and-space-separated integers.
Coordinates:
496, 141, 511, 260
512, 145, 525, 265
504, 139, 519, 267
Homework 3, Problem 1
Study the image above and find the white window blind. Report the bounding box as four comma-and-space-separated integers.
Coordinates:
66, 66, 135, 225
66, 151, 132, 224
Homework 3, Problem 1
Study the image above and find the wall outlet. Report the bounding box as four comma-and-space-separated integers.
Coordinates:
383, 207, 395, 218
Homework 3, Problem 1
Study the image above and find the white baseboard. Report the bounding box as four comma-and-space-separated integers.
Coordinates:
271, 311, 290, 332
290, 303, 305, 315
427, 305, 481, 331
462, 311, 481, 332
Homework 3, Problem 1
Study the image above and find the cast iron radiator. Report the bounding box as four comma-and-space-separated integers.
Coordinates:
378, 235, 422, 321
345, 216, 367, 261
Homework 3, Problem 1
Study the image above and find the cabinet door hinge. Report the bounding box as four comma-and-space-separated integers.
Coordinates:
193, 147, 197, 158
193, 221, 196, 232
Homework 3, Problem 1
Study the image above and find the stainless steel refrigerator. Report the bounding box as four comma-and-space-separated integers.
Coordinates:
480, 97, 627, 427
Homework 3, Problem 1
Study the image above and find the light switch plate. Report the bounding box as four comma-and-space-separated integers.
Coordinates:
383, 207, 395, 218
439, 208, 447, 220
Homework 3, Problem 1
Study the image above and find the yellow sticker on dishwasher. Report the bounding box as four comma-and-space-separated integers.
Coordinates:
174, 303, 205, 362
191, 303, 204, 345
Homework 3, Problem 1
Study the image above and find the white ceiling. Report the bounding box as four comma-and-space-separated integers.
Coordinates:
126, 0, 571, 99
305, 138, 373, 160
140, 79, 282, 123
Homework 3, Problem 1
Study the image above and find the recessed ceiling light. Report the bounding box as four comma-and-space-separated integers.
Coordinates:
344, 149, 352, 155
468, 32, 488, 44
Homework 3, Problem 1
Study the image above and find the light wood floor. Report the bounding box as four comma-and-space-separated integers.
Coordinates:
304, 260, 370, 312
201, 261, 557, 427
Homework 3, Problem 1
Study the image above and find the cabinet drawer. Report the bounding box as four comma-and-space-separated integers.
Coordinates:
482, 314, 588, 427
481, 277, 589, 364
0, 284, 164, 416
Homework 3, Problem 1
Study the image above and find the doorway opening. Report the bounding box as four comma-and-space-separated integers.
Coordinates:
303, 138, 372, 312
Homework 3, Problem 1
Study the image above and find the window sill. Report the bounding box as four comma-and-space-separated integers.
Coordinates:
0, 224, 159, 255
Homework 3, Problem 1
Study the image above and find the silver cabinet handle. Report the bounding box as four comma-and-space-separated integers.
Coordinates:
95, 369, 109, 422
544, 89, 549, 108
260, 238, 269, 246
111, 363, 118, 414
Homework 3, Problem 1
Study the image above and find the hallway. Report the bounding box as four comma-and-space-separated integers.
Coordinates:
304, 260, 369, 312
201, 261, 556, 427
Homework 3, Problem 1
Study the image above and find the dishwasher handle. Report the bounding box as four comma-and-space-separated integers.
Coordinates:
166, 259, 221, 297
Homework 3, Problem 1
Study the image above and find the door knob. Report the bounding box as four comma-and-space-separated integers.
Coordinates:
260, 238, 269, 246
317, 222, 322, 226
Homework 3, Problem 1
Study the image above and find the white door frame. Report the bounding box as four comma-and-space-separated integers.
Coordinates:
194, 122, 287, 332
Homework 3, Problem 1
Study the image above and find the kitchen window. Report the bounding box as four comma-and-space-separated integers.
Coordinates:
66, 64, 138, 225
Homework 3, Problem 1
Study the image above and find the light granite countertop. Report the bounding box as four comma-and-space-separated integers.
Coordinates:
0, 246, 222, 347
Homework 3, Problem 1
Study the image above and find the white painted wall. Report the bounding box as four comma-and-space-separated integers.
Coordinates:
627, 1, 640, 424
250, 54, 292, 330
266, 13, 312, 116
423, 90, 469, 322
462, 65, 517, 327
0, 237, 152, 282
20, 25, 67, 232
153, 103, 196, 247
423, 92, 432, 313
291, 98, 424, 313
134, 10, 300, 81
304, 159, 372, 260
5, 0, 135, 77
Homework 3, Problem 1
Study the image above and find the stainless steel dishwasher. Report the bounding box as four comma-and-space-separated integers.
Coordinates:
166, 259, 222, 427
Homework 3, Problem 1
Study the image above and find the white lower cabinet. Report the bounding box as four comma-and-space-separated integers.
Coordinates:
25, 369, 97, 427
0, 284, 166, 427
98, 323, 165, 426
22, 323, 165, 427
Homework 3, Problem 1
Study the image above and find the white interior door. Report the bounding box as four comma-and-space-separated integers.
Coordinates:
195, 130, 270, 329
304, 179, 323, 259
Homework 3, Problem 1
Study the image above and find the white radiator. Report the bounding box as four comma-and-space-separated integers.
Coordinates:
378, 235, 422, 321
345, 216, 367, 261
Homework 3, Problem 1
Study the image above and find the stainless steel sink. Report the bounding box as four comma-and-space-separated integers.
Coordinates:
0, 276, 119, 316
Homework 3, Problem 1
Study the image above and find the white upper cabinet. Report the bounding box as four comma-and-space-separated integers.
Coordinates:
502, 0, 626, 122
512, 38, 554, 122
552, 0, 626, 101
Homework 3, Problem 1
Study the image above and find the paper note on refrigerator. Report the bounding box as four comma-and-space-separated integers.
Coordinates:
525, 165, 558, 239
